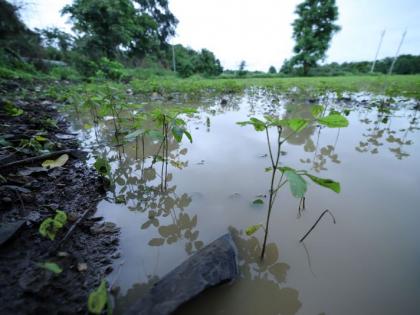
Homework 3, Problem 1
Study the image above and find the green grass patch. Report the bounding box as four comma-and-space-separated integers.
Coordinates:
128, 74, 420, 99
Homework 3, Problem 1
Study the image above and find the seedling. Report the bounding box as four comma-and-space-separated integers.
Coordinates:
237, 104, 348, 259
39, 210, 68, 240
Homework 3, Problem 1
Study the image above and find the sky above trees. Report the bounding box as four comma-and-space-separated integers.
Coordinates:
20, 0, 420, 71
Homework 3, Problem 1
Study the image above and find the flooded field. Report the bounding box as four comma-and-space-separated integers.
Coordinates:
66, 89, 420, 315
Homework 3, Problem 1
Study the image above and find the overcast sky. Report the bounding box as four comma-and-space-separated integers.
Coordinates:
20, 0, 420, 71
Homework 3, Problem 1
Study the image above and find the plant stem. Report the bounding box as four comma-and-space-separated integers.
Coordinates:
135, 136, 138, 160
261, 126, 282, 260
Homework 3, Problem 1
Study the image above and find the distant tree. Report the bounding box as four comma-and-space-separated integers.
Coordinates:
268, 65, 277, 74
290, 0, 340, 75
238, 60, 246, 77
280, 58, 293, 75
173, 45, 223, 77
196, 49, 223, 76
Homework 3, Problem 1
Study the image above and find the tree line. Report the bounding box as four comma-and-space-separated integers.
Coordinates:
0, 0, 223, 79
1, 0, 419, 80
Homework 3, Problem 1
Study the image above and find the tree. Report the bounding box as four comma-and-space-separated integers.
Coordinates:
61, 0, 178, 59
290, 0, 340, 75
40, 27, 74, 52
268, 65, 277, 74
0, 0, 42, 58
238, 60, 246, 77
173, 45, 223, 77
195, 49, 223, 76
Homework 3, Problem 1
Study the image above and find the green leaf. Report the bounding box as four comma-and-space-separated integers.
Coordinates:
88, 280, 108, 315
303, 173, 341, 193
252, 198, 264, 205
343, 109, 351, 116
4, 102, 24, 116
183, 130, 193, 143
236, 118, 266, 131
148, 130, 164, 141
94, 157, 111, 177
264, 116, 286, 127
245, 224, 262, 236
42, 154, 69, 169
124, 129, 144, 141
311, 105, 324, 118
284, 169, 307, 198
38, 262, 63, 274
35, 135, 48, 142
54, 210, 67, 226
171, 125, 184, 142
317, 114, 349, 128
286, 118, 308, 132
39, 218, 57, 240
277, 166, 295, 173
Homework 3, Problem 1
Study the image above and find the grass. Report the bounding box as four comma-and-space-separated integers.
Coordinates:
2, 61, 419, 100
129, 74, 420, 99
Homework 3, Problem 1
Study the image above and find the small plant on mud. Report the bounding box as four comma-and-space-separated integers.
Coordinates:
237, 105, 349, 259
88, 279, 110, 314
39, 210, 68, 240
37, 262, 63, 274
3, 101, 24, 116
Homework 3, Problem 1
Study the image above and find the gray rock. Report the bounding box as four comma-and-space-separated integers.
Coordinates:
125, 233, 238, 315
0, 220, 25, 246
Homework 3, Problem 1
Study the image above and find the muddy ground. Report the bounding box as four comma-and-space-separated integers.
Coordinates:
0, 82, 120, 314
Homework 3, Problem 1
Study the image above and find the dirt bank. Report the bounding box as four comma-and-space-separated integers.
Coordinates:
0, 84, 120, 314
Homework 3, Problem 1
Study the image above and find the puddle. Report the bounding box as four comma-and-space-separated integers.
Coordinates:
66, 90, 420, 315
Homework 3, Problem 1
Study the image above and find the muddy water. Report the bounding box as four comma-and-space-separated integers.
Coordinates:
67, 90, 420, 315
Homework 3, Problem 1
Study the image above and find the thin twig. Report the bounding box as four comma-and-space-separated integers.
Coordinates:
51, 196, 105, 252
299, 209, 336, 243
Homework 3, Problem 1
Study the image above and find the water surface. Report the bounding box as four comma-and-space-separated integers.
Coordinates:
67, 90, 420, 315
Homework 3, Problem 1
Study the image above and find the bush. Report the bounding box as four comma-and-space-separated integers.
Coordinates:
70, 53, 98, 77
50, 66, 80, 80
98, 57, 124, 80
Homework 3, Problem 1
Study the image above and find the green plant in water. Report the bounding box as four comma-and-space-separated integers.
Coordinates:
150, 107, 196, 191
39, 210, 68, 240
237, 104, 348, 259
124, 110, 149, 161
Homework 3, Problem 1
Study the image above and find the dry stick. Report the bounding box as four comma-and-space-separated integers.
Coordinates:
0, 149, 77, 170
52, 197, 105, 252
299, 209, 336, 243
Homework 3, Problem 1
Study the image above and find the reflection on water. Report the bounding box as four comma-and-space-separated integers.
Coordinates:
355, 102, 419, 159
65, 90, 420, 315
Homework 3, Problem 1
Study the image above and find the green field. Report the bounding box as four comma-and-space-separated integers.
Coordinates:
128, 74, 420, 98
